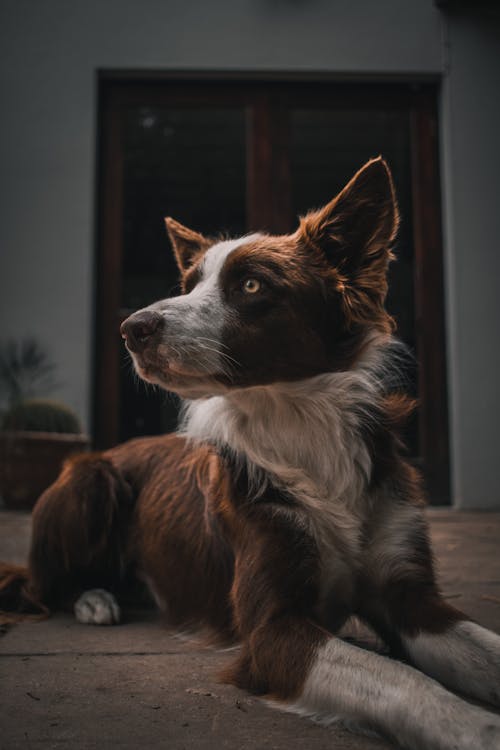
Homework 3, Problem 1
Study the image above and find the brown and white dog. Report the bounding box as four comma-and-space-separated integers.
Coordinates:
2, 158, 500, 749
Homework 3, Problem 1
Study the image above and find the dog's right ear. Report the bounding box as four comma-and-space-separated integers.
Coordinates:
164, 217, 211, 273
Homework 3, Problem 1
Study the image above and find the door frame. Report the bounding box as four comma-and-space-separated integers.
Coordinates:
94, 73, 449, 503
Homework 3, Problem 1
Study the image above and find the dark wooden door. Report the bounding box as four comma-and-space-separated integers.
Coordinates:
94, 77, 449, 503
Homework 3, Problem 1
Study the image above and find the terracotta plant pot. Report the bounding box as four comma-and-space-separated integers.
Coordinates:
0, 431, 90, 511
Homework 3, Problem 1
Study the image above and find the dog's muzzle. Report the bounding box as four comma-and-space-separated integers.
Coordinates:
120, 310, 163, 353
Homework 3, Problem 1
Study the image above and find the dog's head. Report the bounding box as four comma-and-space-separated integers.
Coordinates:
121, 157, 398, 398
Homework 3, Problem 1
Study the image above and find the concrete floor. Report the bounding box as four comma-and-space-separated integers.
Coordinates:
0, 509, 499, 749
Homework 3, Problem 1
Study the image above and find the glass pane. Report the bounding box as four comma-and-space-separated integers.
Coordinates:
121, 106, 246, 310
119, 105, 246, 440
290, 109, 418, 454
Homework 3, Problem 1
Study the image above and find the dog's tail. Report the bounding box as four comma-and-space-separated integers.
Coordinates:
0, 562, 49, 624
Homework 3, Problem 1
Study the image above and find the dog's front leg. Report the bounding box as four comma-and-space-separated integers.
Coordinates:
227, 542, 500, 750
227, 613, 500, 750
362, 503, 500, 708
399, 599, 500, 708
298, 628, 500, 750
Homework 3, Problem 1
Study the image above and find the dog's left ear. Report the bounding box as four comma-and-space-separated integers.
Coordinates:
298, 157, 399, 276
164, 217, 211, 274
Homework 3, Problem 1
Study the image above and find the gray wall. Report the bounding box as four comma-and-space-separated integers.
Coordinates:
0, 0, 498, 507
440, 6, 500, 509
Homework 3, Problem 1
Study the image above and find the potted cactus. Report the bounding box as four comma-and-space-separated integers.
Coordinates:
0, 339, 89, 510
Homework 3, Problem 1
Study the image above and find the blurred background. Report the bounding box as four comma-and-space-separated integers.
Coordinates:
0, 0, 499, 508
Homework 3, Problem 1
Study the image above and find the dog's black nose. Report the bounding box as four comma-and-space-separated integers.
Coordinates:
120, 311, 163, 353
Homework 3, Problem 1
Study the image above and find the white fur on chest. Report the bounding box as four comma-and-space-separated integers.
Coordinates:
181, 359, 383, 573
183, 372, 373, 497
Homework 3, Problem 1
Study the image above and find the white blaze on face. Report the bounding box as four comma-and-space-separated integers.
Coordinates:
155, 235, 260, 375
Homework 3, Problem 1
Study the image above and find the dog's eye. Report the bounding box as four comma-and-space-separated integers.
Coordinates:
242, 278, 261, 294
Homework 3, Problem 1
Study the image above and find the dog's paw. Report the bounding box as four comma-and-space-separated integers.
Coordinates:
74, 589, 121, 625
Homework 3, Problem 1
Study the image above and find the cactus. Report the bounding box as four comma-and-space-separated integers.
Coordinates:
2, 398, 82, 434
0, 338, 57, 407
